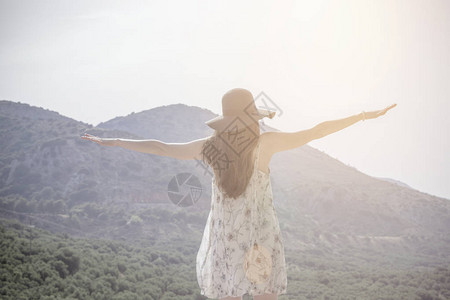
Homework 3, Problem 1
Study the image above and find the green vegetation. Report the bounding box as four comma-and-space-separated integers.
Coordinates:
0, 218, 203, 300
1, 218, 449, 300
1, 101, 450, 299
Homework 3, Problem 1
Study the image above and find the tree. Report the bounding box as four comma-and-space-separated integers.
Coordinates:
127, 215, 143, 227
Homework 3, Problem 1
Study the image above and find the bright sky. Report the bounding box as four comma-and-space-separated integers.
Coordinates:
1, 0, 449, 200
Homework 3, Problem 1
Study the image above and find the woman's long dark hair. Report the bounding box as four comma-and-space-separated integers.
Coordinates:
201, 122, 260, 199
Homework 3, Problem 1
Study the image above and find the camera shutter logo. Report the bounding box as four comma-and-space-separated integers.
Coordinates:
167, 173, 202, 207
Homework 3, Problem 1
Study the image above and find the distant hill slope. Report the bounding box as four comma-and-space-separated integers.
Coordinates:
1, 100, 449, 266
97, 103, 216, 142
0, 101, 214, 218
376, 176, 412, 188
96, 102, 450, 237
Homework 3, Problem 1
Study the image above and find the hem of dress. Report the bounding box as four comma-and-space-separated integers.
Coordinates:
200, 287, 287, 299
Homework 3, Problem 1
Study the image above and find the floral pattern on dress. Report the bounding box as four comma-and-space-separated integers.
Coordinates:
196, 139, 288, 299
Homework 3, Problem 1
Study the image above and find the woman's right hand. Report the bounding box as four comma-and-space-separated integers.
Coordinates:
364, 104, 397, 120
81, 133, 118, 147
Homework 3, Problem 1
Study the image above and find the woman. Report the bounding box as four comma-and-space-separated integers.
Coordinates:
82, 88, 396, 300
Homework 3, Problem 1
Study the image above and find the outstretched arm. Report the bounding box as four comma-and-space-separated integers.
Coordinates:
263, 104, 397, 155
315, 104, 397, 139
313, 111, 364, 140
81, 134, 211, 160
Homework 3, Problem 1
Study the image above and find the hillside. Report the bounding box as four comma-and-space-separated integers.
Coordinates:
1, 100, 450, 299
98, 102, 450, 256
97, 103, 216, 143
0, 101, 214, 241
2, 217, 449, 300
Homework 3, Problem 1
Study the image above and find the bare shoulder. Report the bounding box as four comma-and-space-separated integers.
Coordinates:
258, 132, 273, 162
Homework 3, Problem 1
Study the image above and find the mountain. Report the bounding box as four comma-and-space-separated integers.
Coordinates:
0, 101, 206, 205
99, 102, 450, 252
376, 176, 412, 188
1, 100, 449, 270
97, 103, 216, 143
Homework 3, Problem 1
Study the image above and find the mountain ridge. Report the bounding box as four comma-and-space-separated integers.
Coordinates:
1, 100, 449, 267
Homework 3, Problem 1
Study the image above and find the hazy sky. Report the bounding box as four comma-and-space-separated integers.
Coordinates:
1, 0, 449, 200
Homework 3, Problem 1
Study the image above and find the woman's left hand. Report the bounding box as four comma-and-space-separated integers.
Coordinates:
364, 104, 397, 120
81, 133, 117, 146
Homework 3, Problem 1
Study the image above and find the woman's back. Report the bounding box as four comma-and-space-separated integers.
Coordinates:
196, 138, 287, 299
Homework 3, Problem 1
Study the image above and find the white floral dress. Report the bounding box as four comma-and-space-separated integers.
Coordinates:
196, 139, 287, 299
